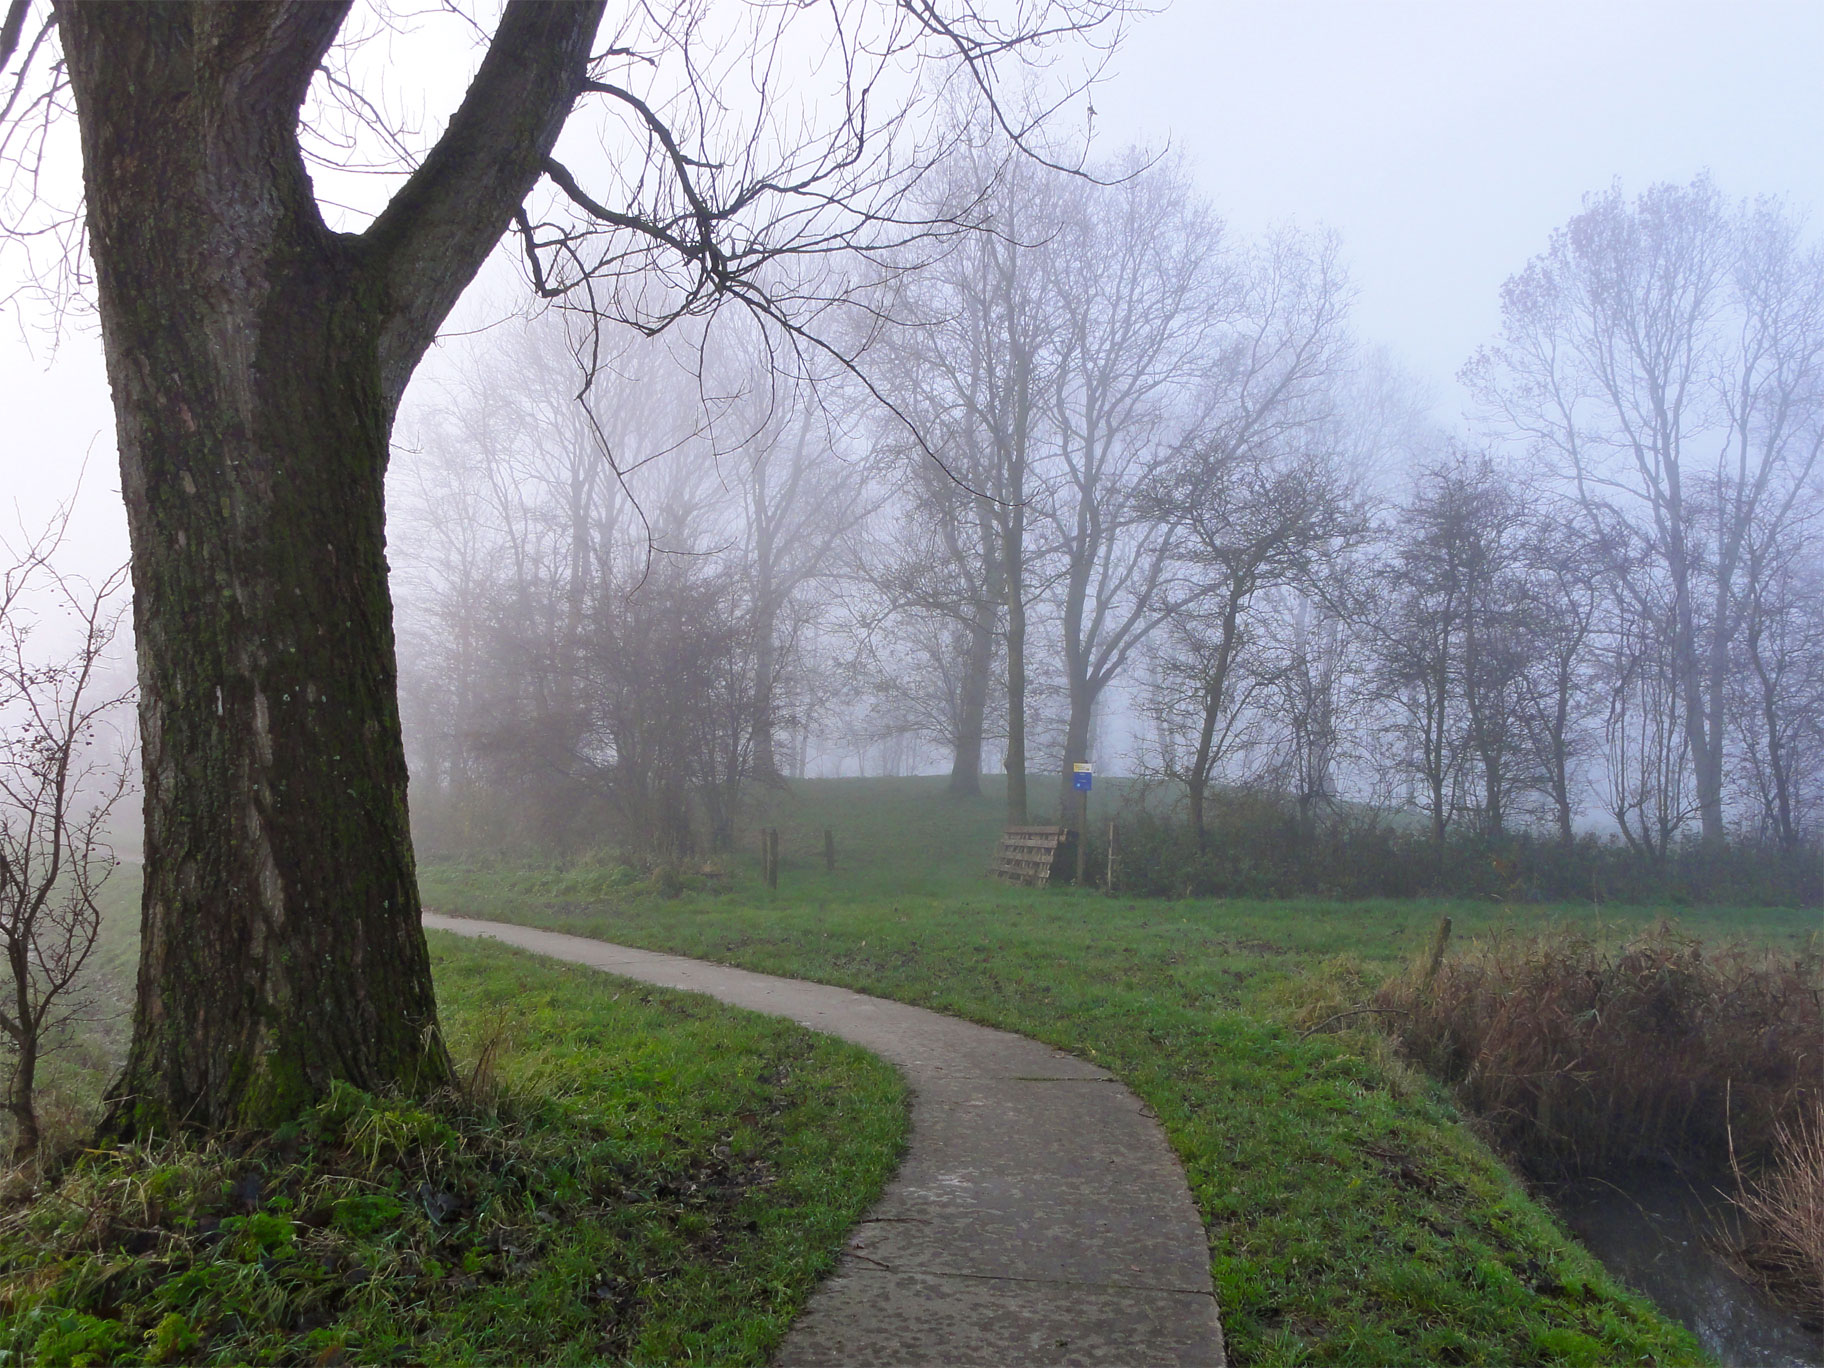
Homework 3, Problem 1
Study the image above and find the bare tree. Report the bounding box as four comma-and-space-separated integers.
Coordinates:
1041, 156, 1218, 834
873, 150, 1068, 814
1262, 589, 1355, 833
728, 371, 873, 781
1732, 507, 1824, 849
391, 411, 495, 812
1142, 228, 1356, 839
862, 444, 1009, 792
1601, 576, 1697, 858
577, 557, 765, 860
398, 317, 647, 839
1466, 177, 1824, 845
1365, 454, 1537, 842
0, 512, 131, 1158
397, 312, 766, 849
1512, 509, 1607, 844
1240, 350, 1438, 833
4, 0, 1130, 1130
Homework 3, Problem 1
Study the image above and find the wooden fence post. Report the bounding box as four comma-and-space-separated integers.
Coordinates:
824, 826, 836, 873
762, 827, 780, 889
1106, 819, 1118, 893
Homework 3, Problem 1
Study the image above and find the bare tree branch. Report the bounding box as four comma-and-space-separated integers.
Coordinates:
366, 0, 606, 411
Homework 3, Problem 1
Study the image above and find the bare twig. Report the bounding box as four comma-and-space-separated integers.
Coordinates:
1299, 1006, 1411, 1040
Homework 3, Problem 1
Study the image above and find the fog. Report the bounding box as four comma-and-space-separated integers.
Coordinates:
3, 0, 1821, 855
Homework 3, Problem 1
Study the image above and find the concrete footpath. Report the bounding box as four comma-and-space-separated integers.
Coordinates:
424, 914, 1226, 1367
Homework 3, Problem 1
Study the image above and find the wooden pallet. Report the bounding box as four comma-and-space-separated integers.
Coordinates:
991, 825, 1074, 887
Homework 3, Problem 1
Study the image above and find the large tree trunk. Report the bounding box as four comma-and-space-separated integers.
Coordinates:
951, 495, 1004, 799
1057, 681, 1092, 840
1185, 594, 1244, 845
1545, 661, 1576, 845
948, 615, 993, 796
751, 582, 781, 782
1003, 511, 1029, 825
1694, 611, 1730, 845
1548, 722, 1575, 846
1679, 656, 1726, 844
1186, 687, 1219, 844
1427, 673, 1450, 846
58, 1, 603, 1134
1666, 506, 1726, 846
1750, 630, 1798, 850
114, 296, 445, 1132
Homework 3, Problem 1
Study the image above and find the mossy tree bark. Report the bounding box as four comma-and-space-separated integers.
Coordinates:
54, 0, 605, 1134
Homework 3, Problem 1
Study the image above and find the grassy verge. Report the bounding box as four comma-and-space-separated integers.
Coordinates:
1, 931, 906, 1367
415, 777, 1821, 1366
6, 867, 143, 1157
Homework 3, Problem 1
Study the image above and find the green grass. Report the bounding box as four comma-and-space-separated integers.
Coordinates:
1, 922, 906, 1367
417, 774, 1819, 1366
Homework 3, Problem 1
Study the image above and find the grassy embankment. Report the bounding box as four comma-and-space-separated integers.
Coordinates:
422, 774, 1820, 1368
1, 880, 906, 1367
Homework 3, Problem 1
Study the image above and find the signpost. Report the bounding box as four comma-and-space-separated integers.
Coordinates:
1071, 763, 1092, 884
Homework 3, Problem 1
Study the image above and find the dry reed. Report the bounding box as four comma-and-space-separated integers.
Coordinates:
1730, 1096, 1824, 1327
1378, 921, 1821, 1177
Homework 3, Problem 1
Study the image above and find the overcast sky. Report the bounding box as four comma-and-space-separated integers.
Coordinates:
1096, 0, 1824, 400
5, 0, 1822, 575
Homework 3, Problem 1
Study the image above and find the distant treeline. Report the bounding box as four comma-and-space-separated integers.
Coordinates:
1100, 796, 1821, 908
392, 171, 1822, 867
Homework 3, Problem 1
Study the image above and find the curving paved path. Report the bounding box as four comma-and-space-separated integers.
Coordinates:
424, 914, 1225, 1367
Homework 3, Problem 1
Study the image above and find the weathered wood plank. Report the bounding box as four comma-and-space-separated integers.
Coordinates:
990, 826, 1073, 887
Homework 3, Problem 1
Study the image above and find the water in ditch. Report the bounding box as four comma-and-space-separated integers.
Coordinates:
1552, 1166, 1820, 1367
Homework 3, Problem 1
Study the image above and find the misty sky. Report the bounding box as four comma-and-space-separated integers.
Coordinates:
4, 0, 1822, 574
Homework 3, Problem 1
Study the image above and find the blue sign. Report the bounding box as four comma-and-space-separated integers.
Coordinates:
1071, 763, 1093, 792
